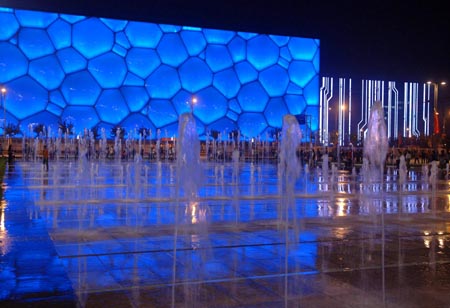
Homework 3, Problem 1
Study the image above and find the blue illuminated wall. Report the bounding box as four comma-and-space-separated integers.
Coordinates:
0, 7, 320, 138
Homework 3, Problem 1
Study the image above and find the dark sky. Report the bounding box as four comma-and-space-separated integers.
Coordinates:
1, 0, 449, 83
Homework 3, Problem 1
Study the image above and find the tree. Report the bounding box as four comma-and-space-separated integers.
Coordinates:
111, 126, 126, 139
229, 129, 240, 142
209, 130, 220, 140
33, 123, 45, 137
90, 125, 101, 140
138, 127, 151, 139
4, 123, 22, 137
58, 120, 74, 135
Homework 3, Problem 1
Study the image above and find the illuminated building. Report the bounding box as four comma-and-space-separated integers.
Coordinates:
320, 77, 440, 145
0, 6, 319, 139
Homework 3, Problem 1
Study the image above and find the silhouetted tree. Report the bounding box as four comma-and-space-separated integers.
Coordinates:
111, 126, 126, 139
229, 129, 240, 142
33, 123, 45, 137
58, 120, 74, 135
210, 130, 220, 140
138, 127, 151, 139
4, 123, 22, 137
90, 125, 101, 140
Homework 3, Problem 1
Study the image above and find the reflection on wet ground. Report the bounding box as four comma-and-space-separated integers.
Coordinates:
1, 161, 450, 307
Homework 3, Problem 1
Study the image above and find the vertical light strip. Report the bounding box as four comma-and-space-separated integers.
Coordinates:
426, 83, 432, 136
368, 80, 371, 119
375, 80, 378, 102
368, 80, 372, 120
319, 77, 325, 143
427, 83, 431, 136
376, 80, 381, 103
343, 78, 346, 145
403, 82, 408, 137
363, 79, 370, 139
393, 82, 399, 139
367, 80, 371, 136
387, 81, 392, 139
348, 78, 352, 142
422, 83, 428, 136
327, 78, 334, 145
408, 82, 411, 137
412, 82, 416, 137
413, 83, 420, 137
338, 78, 343, 146
320, 77, 334, 145
357, 80, 365, 141
411, 83, 415, 137
408, 83, 413, 137
372, 80, 377, 102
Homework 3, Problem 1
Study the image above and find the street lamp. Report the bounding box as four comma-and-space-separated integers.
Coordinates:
190, 96, 197, 113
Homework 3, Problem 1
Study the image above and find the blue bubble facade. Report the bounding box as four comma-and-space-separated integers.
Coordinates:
0, 7, 319, 138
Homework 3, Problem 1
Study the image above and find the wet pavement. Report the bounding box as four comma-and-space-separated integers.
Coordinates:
0, 163, 76, 307
2, 160, 450, 307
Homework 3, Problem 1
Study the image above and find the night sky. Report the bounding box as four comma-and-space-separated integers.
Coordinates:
1, 0, 449, 83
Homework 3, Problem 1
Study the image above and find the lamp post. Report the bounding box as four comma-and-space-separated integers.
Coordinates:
190, 96, 197, 113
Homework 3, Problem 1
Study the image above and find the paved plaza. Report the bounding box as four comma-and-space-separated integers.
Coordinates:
1, 160, 450, 307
